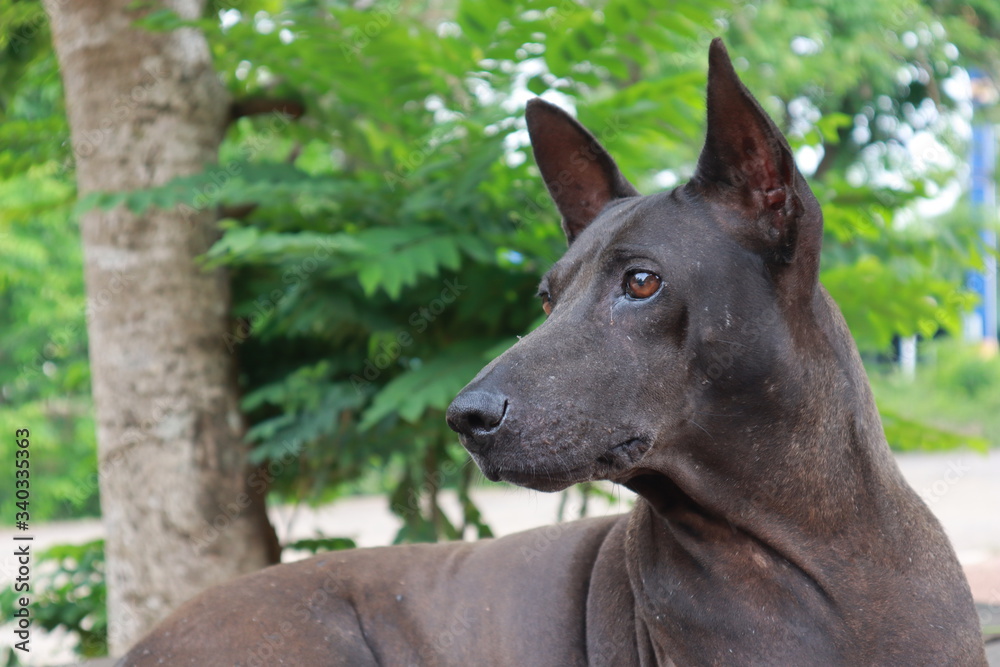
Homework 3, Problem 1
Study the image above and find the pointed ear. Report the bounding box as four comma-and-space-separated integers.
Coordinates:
526, 98, 639, 244
693, 39, 822, 284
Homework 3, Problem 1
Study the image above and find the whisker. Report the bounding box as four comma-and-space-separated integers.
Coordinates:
689, 418, 715, 441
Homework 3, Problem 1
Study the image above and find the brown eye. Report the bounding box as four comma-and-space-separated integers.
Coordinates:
625, 271, 661, 300
540, 293, 553, 315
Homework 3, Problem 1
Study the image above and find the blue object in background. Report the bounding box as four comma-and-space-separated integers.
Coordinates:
966, 69, 997, 345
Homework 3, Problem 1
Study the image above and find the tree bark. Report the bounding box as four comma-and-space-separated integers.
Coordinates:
44, 0, 278, 654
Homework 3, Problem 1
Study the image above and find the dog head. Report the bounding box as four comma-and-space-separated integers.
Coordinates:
447, 39, 826, 492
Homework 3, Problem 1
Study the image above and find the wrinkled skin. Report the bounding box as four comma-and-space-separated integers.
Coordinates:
119, 40, 986, 666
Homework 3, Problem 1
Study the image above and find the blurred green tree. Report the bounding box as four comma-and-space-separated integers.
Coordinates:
4, 0, 996, 542
0, 1, 98, 521
156, 0, 986, 541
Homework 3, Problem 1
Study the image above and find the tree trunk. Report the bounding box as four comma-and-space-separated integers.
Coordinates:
44, 0, 278, 654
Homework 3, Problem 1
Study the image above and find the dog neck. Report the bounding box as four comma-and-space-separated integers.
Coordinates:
619, 287, 978, 664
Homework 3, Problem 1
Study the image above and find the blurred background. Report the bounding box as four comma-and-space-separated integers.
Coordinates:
1, 0, 999, 662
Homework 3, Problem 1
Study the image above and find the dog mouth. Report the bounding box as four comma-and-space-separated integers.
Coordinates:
596, 438, 651, 469
477, 437, 651, 492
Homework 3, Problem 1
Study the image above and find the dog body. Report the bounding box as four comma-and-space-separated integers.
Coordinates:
121, 517, 621, 665
121, 40, 986, 666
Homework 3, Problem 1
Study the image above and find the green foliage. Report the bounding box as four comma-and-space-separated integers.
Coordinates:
0, 3, 98, 521
880, 407, 988, 452
181, 0, 739, 541
285, 536, 357, 553
3, 0, 997, 535
191, 0, 994, 523
0, 540, 108, 659
870, 340, 1000, 450
720, 0, 991, 353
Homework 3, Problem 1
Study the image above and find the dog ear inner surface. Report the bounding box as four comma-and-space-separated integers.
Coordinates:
691, 38, 823, 285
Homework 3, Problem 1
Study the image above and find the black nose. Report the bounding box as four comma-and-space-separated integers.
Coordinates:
446, 390, 508, 446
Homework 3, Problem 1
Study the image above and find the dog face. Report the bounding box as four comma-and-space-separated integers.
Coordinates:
447, 39, 825, 492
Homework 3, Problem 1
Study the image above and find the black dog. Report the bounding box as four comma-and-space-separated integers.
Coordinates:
121, 39, 986, 666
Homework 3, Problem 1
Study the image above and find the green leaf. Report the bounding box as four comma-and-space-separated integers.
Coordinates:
359, 345, 492, 430
284, 537, 357, 553
880, 407, 989, 453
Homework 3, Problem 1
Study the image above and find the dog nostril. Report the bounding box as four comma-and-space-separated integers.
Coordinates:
446, 392, 508, 437
466, 400, 506, 432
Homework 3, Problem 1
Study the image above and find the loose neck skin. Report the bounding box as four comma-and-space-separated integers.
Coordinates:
621, 289, 985, 665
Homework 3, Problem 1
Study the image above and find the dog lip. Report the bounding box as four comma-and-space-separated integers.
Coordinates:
471, 454, 503, 483
475, 437, 649, 491
493, 468, 577, 492
484, 459, 596, 492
